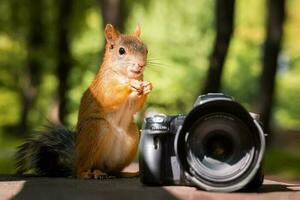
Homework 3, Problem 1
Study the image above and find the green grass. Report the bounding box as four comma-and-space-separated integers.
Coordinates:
0, 134, 22, 174
0, 153, 15, 174
265, 148, 300, 180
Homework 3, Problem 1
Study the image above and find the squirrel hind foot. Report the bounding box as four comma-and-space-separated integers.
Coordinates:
117, 171, 139, 178
92, 169, 116, 180
78, 169, 116, 180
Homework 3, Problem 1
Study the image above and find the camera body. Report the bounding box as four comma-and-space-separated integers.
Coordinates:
139, 93, 265, 192
139, 114, 187, 185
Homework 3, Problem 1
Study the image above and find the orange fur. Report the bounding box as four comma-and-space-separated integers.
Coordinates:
75, 24, 151, 178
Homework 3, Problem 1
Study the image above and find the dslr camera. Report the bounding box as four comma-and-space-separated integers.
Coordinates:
139, 93, 266, 192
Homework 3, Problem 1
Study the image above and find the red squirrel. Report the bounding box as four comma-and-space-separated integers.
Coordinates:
15, 24, 152, 178
75, 24, 152, 178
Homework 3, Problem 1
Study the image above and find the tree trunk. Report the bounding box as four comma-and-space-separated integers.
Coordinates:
258, 0, 285, 133
202, 0, 235, 94
18, 0, 44, 135
55, 0, 74, 125
98, 0, 125, 31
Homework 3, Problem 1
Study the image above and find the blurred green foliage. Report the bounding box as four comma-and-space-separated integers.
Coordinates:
0, 0, 299, 179
265, 147, 300, 179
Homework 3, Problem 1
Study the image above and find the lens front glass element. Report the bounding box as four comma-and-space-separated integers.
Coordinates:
186, 113, 255, 184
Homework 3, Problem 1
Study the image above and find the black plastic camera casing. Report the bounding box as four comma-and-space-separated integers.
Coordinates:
139, 93, 266, 192
139, 114, 187, 185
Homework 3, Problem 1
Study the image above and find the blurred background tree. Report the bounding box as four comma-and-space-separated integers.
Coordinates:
0, 0, 299, 180
258, 0, 285, 136
202, 0, 235, 94
17, 0, 45, 136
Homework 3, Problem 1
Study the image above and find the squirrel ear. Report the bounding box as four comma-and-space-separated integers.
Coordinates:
105, 24, 120, 43
133, 24, 141, 37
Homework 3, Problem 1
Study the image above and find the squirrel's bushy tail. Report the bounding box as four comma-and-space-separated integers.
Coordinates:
15, 124, 75, 177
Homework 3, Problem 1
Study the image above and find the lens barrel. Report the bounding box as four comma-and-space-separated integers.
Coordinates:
175, 96, 265, 192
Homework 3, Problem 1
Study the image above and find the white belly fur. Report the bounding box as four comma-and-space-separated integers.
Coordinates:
99, 96, 138, 172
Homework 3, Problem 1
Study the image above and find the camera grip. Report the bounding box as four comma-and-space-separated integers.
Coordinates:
139, 132, 164, 185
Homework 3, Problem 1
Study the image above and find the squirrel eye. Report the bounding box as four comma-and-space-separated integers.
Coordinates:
119, 47, 126, 55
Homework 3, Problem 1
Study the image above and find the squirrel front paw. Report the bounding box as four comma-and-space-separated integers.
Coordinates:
130, 80, 143, 96
130, 80, 152, 97
141, 81, 152, 95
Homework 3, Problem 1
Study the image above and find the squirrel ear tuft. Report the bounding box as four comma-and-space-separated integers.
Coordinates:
105, 24, 120, 43
133, 24, 141, 37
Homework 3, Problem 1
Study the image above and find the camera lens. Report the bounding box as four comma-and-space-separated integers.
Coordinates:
174, 96, 265, 191
185, 113, 256, 185
204, 131, 234, 161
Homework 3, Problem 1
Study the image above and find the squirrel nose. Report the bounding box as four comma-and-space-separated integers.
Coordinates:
134, 62, 145, 70
138, 63, 145, 68
138, 60, 146, 68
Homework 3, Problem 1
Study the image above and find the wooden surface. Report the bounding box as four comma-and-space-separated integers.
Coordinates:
1, 164, 299, 200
